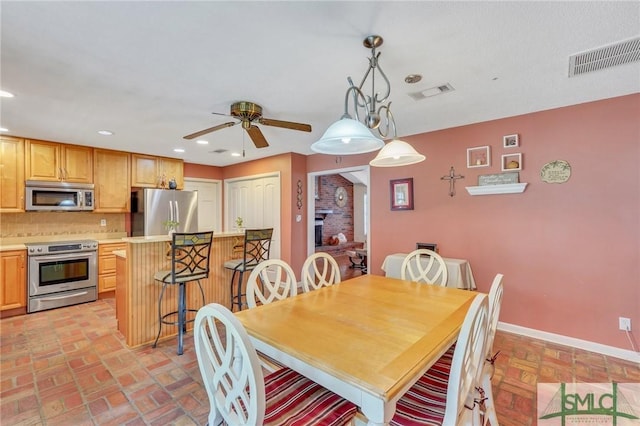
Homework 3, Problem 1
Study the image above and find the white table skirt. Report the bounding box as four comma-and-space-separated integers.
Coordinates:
381, 253, 476, 290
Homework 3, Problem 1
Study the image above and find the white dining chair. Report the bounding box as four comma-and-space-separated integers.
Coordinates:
400, 249, 449, 286
301, 252, 341, 292
245, 259, 297, 373
194, 303, 357, 426
246, 259, 298, 308
478, 273, 504, 426
391, 293, 489, 425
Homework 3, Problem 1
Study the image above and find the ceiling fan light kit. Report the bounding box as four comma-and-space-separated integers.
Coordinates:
312, 34, 424, 167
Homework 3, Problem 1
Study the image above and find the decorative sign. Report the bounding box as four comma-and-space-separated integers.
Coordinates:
478, 172, 519, 186
541, 160, 571, 184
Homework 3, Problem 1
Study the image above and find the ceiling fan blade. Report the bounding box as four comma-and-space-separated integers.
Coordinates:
183, 121, 237, 140
246, 125, 269, 148
259, 117, 312, 132
211, 111, 232, 117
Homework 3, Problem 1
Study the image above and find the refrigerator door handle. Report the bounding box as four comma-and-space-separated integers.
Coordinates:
174, 201, 180, 227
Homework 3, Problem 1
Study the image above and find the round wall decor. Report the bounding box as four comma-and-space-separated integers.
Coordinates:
541, 160, 571, 184
335, 186, 348, 207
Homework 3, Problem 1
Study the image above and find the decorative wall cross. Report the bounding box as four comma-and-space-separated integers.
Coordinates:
440, 166, 465, 197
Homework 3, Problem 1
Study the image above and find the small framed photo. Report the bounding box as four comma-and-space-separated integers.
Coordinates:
416, 242, 438, 252
501, 153, 522, 171
503, 134, 519, 148
467, 146, 490, 168
390, 178, 414, 211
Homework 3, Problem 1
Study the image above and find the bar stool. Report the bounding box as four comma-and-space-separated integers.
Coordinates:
224, 228, 273, 312
152, 231, 213, 355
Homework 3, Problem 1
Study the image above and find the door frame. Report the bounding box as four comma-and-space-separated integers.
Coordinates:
183, 177, 223, 232
306, 166, 370, 271
224, 172, 281, 259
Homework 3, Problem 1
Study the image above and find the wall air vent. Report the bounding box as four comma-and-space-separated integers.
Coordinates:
408, 83, 455, 101
569, 36, 640, 77
210, 149, 228, 154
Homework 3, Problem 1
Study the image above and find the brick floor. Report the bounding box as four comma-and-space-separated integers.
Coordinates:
1, 288, 638, 425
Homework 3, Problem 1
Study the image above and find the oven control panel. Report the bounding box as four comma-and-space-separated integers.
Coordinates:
26, 240, 99, 255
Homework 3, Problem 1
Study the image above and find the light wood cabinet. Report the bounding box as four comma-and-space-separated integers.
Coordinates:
1, 250, 27, 310
131, 154, 183, 189
98, 243, 126, 293
26, 139, 93, 183
159, 157, 184, 189
0, 136, 25, 212
94, 149, 131, 212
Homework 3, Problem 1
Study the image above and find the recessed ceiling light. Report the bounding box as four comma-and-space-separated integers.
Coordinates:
97, 130, 114, 136
0, 90, 15, 98
0, 127, 8, 132
231, 152, 242, 157
173, 148, 185, 153
196, 140, 209, 145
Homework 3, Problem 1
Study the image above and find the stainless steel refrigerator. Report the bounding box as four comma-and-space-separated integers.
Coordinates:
131, 189, 198, 236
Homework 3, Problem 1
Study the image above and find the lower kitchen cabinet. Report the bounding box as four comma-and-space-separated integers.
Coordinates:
98, 243, 126, 293
1, 250, 27, 311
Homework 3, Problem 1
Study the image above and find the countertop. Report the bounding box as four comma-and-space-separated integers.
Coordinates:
122, 231, 243, 244
0, 233, 128, 252
0, 231, 244, 252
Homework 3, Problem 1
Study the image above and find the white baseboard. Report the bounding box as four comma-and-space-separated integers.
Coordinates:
497, 322, 640, 363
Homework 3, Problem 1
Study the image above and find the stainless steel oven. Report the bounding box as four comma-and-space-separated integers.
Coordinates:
26, 240, 98, 313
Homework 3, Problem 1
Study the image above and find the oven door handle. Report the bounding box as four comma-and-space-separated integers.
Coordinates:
36, 291, 89, 301
31, 251, 95, 261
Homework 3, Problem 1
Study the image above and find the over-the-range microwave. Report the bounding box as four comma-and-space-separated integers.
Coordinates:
25, 181, 95, 211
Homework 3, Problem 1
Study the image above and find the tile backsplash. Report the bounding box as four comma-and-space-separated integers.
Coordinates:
1, 213, 126, 239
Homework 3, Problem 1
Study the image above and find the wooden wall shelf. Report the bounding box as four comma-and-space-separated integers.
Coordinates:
465, 183, 528, 195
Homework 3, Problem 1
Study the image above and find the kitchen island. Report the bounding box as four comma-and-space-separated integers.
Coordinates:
115, 232, 243, 348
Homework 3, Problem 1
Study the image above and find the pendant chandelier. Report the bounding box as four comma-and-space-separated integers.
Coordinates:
311, 35, 425, 167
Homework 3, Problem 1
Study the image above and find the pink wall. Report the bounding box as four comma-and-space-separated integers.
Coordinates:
188, 94, 639, 351
183, 163, 223, 180
367, 94, 639, 350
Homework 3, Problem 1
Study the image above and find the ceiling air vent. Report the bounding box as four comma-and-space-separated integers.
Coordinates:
569, 36, 640, 77
210, 149, 228, 154
408, 83, 455, 101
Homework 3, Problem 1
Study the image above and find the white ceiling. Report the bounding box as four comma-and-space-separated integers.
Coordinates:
2, 1, 639, 167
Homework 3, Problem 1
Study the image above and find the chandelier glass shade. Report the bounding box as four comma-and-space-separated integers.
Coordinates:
310, 116, 384, 155
369, 139, 426, 167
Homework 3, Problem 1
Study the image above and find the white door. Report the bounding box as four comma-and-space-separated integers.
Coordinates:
183, 178, 222, 232
226, 173, 280, 259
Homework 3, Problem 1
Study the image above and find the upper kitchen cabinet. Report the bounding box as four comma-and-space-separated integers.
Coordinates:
131, 154, 183, 189
160, 158, 184, 189
0, 136, 25, 212
26, 140, 93, 183
94, 149, 131, 212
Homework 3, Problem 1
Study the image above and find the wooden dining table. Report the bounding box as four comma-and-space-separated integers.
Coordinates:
234, 274, 477, 425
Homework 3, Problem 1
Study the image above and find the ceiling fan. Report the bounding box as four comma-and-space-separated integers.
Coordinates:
183, 101, 312, 148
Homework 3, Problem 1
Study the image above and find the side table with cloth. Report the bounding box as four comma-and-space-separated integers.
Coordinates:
381, 253, 476, 290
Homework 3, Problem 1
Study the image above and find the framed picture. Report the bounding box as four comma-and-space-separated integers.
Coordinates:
501, 153, 522, 171
390, 178, 414, 211
503, 134, 519, 148
467, 146, 490, 168
416, 242, 438, 252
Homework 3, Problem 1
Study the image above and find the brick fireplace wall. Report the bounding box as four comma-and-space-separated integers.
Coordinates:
315, 174, 354, 245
